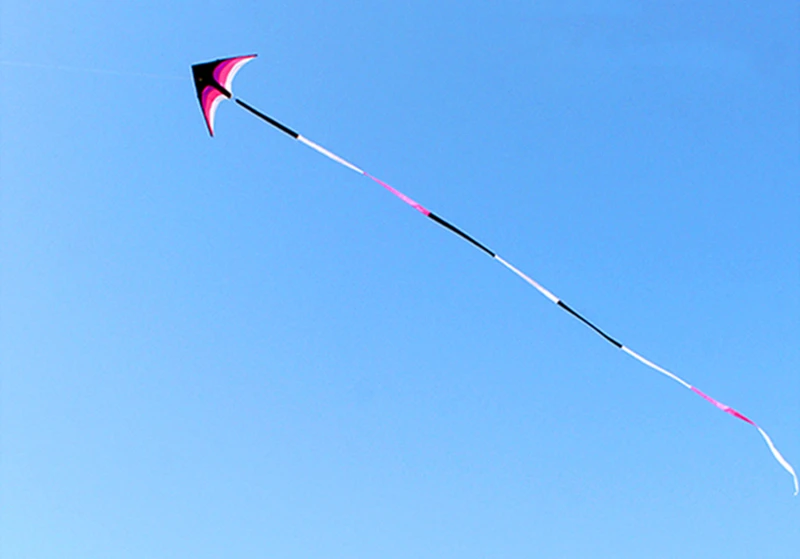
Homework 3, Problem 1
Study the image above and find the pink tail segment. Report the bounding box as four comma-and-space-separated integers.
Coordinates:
691, 387, 756, 426
691, 386, 797, 494
364, 172, 430, 216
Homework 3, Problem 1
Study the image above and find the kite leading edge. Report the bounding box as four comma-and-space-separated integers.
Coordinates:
191, 55, 798, 495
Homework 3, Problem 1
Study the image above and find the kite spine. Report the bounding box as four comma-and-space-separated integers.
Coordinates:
232, 97, 798, 495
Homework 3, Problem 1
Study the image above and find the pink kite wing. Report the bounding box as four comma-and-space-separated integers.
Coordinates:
199, 86, 227, 136
213, 55, 257, 95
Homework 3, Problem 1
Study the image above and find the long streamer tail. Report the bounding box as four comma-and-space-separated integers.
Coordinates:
235, 97, 798, 495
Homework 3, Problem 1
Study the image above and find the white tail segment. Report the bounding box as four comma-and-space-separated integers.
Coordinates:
297, 135, 364, 174
494, 255, 560, 304
757, 427, 799, 495
621, 346, 692, 389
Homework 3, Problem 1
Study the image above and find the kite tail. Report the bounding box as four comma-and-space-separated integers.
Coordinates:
293, 131, 798, 495
228, 95, 797, 494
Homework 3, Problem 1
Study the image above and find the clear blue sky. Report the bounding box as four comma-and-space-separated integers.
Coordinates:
2, 2, 799, 557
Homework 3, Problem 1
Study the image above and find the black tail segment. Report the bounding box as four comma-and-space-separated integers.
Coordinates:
557, 300, 623, 348
235, 98, 299, 139
427, 213, 496, 257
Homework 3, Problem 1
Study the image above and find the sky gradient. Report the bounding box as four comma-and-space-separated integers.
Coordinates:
2, 2, 799, 557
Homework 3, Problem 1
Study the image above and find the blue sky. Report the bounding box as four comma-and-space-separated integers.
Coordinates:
2, 2, 799, 557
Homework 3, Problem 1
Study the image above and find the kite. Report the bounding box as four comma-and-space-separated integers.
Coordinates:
192, 54, 798, 494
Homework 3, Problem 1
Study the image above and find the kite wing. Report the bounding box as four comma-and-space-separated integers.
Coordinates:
191, 54, 256, 136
